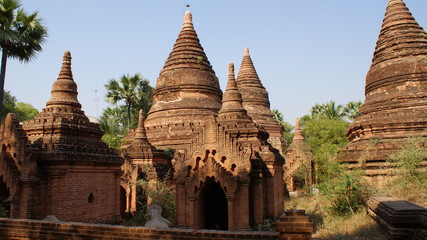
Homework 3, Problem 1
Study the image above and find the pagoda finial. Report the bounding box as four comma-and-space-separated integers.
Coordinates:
244, 47, 250, 56
184, 11, 192, 25
46, 51, 82, 110
293, 116, 304, 143
59, 50, 72, 79
228, 62, 235, 77
295, 117, 301, 130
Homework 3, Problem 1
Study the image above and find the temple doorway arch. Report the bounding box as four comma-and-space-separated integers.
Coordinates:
0, 176, 10, 217
198, 177, 228, 230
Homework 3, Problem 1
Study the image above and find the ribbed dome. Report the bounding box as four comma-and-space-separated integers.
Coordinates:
46, 51, 82, 110
364, 0, 427, 99
146, 11, 222, 124
160, 11, 216, 75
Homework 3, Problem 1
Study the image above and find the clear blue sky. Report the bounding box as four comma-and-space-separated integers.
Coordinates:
5, 0, 427, 124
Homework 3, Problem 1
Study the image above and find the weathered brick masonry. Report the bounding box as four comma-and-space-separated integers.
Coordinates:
0, 210, 313, 240
341, 0, 427, 182
0, 52, 123, 223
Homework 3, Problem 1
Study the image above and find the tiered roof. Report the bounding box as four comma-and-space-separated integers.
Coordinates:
146, 11, 222, 127
22, 51, 121, 165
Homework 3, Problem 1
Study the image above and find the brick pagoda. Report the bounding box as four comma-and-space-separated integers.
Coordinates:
0, 51, 123, 223
136, 11, 285, 230
341, 0, 427, 179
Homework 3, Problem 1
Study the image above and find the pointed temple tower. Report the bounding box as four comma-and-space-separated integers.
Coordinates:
284, 117, 313, 192
145, 11, 223, 149
341, 0, 427, 179
236, 48, 285, 153
0, 51, 123, 222
172, 63, 284, 230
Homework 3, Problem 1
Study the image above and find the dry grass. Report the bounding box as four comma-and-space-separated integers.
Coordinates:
285, 195, 388, 240
380, 176, 427, 208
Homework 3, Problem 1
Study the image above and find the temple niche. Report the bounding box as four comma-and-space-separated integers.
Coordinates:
341, 0, 427, 182
128, 11, 285, 230
0, 52, 123, 223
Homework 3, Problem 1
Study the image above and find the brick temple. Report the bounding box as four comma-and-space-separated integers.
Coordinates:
341, 0, 427, 179
125, 11, 285, 230
0, 10, 285, 229
0, 51, 123, 223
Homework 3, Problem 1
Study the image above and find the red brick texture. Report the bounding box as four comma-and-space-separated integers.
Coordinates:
275, 210, 314, 240
0, 210, 314, 240
0, 218, 279, 240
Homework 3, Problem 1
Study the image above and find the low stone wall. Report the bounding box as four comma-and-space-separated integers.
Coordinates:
0, 210, 314, 240
367, 195, 427, 240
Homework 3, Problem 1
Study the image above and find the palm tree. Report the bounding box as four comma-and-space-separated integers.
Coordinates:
343, 101, 362, 121
0, 0, 48, 121
311, 101, 346, 120
105, 73, 152, 128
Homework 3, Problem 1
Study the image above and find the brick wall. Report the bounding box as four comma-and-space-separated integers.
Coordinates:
0, 218, 278, 240
43, 165, 121, 223
0, 210, 314, 240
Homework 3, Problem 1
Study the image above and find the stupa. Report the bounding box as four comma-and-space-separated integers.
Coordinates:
144, 11, 222, 150
341, 0, 427, 179
236, 48, 285, 153
0, 51, 123, 222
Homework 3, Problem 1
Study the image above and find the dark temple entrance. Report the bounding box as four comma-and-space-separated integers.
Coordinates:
0, 176, 10, 217
199, 177, 228, 230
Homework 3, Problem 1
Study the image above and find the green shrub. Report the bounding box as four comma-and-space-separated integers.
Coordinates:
126, 167, 175, 225
387, 136, 427, 206
320, 171, 372, 216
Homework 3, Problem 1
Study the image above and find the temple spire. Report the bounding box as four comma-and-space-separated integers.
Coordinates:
292, 117, 304, 143
46, 51, 82, 110
219, 63, 248, 118
341, 0, 427, 179
159, 10, 217, 75
371, 0, 427, 68
134, 110, 148, 141
145, 11, 223, 148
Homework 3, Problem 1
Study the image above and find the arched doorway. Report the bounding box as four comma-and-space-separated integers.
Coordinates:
0, 176, 10, 218
199, 177, 228, 230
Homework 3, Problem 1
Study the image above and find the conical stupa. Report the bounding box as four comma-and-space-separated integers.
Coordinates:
341, 0, 427, 179
236, 48, 285, 153
145, 11, 223, 149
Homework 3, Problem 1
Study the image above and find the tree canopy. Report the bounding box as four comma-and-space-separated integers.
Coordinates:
0, 0, 48, 121
105, 73, 153, 129
1, 90, 38, 122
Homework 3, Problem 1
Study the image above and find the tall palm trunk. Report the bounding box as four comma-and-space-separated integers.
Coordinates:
0, 47, 8, 122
